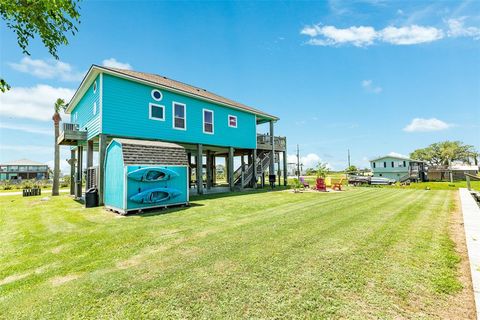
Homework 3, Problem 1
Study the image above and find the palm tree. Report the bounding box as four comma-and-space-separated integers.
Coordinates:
52, 98, 66, 196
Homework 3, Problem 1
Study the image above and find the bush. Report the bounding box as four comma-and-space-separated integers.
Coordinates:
292, 178, 303, 193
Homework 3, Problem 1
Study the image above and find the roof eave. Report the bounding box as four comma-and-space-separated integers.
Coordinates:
67, 65, 278, 120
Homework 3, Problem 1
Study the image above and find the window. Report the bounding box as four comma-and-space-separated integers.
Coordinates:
149, 103, 165, 121
373, 162, 376, 168
93, 81, 97, 94
383, 162, 387, 168
93, 102, 97, 115
391, 161, 394, 168
203, 109, 214, 134
403, 161, 406, 167
228, 115, 237, 128
151, 89, 163, 101
173, 102, 186, 130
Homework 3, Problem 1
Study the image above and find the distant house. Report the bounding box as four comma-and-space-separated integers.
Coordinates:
428, 164, 479, 181
0, 159, 50, 180
370, 155, 426, 182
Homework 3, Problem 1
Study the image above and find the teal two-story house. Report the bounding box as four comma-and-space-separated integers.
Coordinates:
58, 65, 286, 204
370, 155, 427, 182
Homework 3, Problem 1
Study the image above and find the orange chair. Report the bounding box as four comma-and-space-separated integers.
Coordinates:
332, 178, 343, 191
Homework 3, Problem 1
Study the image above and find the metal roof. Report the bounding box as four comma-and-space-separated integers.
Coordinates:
1, 159, 47, 166
113, 139, 188, 166
369, 155, 425, 162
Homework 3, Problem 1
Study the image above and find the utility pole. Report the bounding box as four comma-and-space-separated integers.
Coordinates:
296, 144, 300, 179
348, 149, 351, 168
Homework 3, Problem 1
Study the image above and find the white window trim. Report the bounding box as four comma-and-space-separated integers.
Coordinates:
93, 102, 97, 115
228, 114, 237, 128
93, 81, 97, 94
172, 101, 187, 130
202, 108, 214, 134
149, 103, 165, 121
151, 89, 163, 101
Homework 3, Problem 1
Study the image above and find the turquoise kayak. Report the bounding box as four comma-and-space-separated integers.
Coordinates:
129, 188, 182, 204
128, 167, 179, 182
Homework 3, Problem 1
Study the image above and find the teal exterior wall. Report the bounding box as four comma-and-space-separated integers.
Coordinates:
102, 74, 257, 149
70, 75, 101, 140
126, 165, 188, 211
104, 141, 125, 210
370, 156, 410, 181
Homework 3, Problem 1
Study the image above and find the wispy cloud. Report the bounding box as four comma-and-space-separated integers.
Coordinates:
387, 152, 409, 158
0, 85, 75, 121
446, 17, 480, 40
301, 24, 444, 47
9, 57, 85, 81
0, 123, 52, 135
381, 25, 443, 45
102, 58, 132, 70
287, 153, 332, 170
361, 80, 382, 93
301, 25, 377, 47
403, 118, 452, 132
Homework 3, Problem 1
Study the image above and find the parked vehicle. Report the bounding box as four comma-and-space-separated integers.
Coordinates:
348, 175, 395, 186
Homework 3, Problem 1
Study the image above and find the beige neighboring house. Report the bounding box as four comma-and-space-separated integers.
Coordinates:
428, 163, 479, 181
0, 159, 50, 181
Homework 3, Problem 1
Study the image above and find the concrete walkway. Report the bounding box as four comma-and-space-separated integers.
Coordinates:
460, 188, 480, 320
0, 189, 70, 197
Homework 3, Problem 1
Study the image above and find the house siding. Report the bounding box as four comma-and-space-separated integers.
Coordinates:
370, 156, 410, 180
101, 74, 257, 149
70, 75, 101, 140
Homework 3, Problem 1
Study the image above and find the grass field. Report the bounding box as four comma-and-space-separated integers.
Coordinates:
0, 188, 474, 319
389, 181, 480, 190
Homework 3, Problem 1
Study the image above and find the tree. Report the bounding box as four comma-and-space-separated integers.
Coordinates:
315, 162, 330, 179
52, 98, 67, 196
0, 0, 81, 92
345, 165, 358, 174
410, 141, 477, 166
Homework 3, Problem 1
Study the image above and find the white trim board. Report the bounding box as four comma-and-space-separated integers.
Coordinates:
149, 103, 165, 121
172, 101, 187, 131
202, 108, 214, 134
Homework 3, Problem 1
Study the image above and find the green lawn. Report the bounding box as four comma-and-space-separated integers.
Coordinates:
389, 180, 480, 190
0, 188, 469, 318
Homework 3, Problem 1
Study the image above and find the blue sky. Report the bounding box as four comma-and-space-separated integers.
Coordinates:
1, 0, 479, 171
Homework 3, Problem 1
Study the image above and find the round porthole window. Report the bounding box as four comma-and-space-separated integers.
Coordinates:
93, 81, 97, 93
151, 89, 163, 101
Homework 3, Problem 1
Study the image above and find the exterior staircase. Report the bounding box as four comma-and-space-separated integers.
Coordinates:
233, 151, 272, 188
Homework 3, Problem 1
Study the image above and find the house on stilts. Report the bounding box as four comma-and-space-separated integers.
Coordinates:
58, 65, 287, 206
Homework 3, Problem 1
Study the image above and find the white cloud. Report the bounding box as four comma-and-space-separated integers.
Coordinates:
387, 152, 409, 158
380, 25, 444, 45
0, 85, 75, 121
0, 123, 51, 135
9, 57, 84, 82
287, 153, 332, 170
446, 17, 480, 40
361, 80, 382, 93
403, 118, 452, 132
301, 24, 444, 46
102, 58, 132, 70
302, 25, 377, 47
